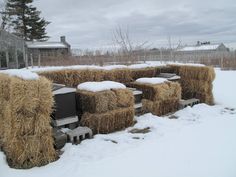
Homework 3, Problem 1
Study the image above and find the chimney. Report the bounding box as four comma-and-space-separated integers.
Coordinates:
60, 36, 66, 43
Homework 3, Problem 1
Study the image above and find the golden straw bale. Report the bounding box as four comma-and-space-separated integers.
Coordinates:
0, 74, 11, 101
182, 90, 213, 105
159, 66, 175, 74
112, 89, 134, 107
5, 135, 56, 169
130, 67, 157, 81
77, 90, 118, 114
80, 107, 134, 134
39, 69, 105, 87
130, 81, 181, 101
77, 88, 134, 114
168, 65, 215, 82
180, 79, 213, 93
0, 74, 11, 146
182, 91, 214, 105
142, 99, 179, 116
103, 69, 132, 83
179, 66, 215, 81
1, 76, 57, 169
9, 78, 39, 114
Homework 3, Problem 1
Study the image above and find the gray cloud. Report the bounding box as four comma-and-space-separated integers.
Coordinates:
33, 0, 236, 49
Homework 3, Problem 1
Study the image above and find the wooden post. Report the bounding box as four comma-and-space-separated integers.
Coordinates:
30, 53, 34, 68
25, 54, 28, 69
6, 51, 9, 68
38, 53, 41, 68
23, 43, 27, 68
15, 48, 19, 69
221, 55, 224, 69
160, 48, 163, 63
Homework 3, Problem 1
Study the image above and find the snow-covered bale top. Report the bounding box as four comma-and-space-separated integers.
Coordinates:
25, 63, 166, 73
76, 81, 134, 134
136, 77, 168, 85
77, 81, 126, 92
129, 78, 181, 116
0, 69, 39, 80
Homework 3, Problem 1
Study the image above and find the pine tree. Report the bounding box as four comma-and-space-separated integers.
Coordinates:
27, 6, 50, 41
5, 0, 50, 41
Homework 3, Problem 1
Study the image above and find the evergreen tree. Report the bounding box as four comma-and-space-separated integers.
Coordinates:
27, 6, 50, 41
5, 0, 50, 41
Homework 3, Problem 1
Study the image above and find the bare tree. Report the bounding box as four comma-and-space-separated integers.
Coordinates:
112, 26, 150, 63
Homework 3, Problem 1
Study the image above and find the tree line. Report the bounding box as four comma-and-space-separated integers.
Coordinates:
0, 0, 49, 41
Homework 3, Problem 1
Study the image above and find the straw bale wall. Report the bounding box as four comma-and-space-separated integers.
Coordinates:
77, 88, 134, 134
0, 74, 57, 169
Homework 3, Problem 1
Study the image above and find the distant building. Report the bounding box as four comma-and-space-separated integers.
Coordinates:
176, 42, 229, 53
0, 29, 26, 69
26, 36, 71, 59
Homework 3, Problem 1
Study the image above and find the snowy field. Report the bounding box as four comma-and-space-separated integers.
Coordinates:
1, 68, 236, 177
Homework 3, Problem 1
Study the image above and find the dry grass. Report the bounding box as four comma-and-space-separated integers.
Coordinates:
40, 69, 105, 87
0, 74, 57, 169
40, 69, 132, 87
142, 99, 179, 116
77, 89, 134, 114
158, 66, 175, 73
178, 66, 215, 82
80, 107, 134, 134
129, 81, 181, 101
77, 90, 118, 114
130, 67, 157, 80
103, 69, 133, 83
168, 65, 215, 105
129, 81, 181, 116
0, 74, 11, 148
180, 79, 213, 93
112, 89, 134, 107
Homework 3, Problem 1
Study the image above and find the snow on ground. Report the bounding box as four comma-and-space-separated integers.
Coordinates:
77, 81, 126, 92
213, 68, 236, 108
1, 68, 236, 177
136, 77, 168, 84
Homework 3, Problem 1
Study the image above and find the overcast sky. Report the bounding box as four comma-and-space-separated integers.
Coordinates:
33, 0, 236, 49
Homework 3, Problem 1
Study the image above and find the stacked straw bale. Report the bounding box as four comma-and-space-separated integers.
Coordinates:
103, 69, 132, 83
130, 67, 157, 81
168, 65, 215, 104
39, 69, 105, 87
40, 69, 133, 87
130, 81, 181, 116
77, 88, 134, 134
0, 74, 57, 169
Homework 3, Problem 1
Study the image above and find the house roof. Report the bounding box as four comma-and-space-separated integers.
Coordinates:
177, 44, 221, 52
26, 41, 68, 49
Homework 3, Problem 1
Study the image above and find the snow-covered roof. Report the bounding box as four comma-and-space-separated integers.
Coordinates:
26, 41, 68, 49
177, 44, 221, 52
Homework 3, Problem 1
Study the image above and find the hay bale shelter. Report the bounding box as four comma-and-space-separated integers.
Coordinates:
130, 79, 181, 116
0, 73, 57, 169
38, 67, 163, 88
39, 69, 106, 87
168, 65, 215, 104
77, 81, 135, 134
130, 67, 158, 80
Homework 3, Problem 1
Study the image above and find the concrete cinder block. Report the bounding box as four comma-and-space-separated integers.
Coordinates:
66, 126, 93, 145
